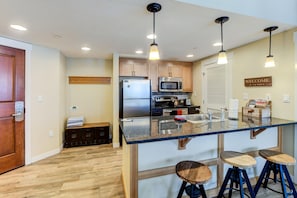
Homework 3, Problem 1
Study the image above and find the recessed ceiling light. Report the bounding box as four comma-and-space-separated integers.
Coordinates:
146, 34, 157, 40
10, 24, 27, 31
81, 47, 91, 51
213, 42, 222, 47
186, 54, 194, 58
135, 50, 143, 54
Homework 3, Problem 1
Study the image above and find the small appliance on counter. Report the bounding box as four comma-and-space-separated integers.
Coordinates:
228, 98, 239, 120
185, 98, 191, 106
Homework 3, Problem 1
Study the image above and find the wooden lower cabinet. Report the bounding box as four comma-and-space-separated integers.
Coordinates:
64, 122, 110, 148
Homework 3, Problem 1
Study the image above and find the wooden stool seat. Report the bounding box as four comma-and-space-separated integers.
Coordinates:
217, 151, 256, 198
176, 160, 211, 184
176, 161, 211, 198
259, 149, 296, 165
220, 151, 256, 168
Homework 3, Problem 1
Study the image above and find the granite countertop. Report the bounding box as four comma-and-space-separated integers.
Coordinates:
119, 114, 297, 144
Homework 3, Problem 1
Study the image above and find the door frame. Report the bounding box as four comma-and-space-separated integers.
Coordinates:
293, 31, 297, 183
201, 53, 233, 113
0, 37, 32, 165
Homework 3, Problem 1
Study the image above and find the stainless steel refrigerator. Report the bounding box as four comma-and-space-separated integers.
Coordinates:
119, 79, 151, 118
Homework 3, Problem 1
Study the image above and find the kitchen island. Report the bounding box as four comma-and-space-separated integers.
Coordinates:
120, 114, 297, 198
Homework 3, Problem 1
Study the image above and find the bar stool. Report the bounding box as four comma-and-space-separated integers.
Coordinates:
176, 160, 212, 198
217, 151, 256, 198
254, 149, 297, 197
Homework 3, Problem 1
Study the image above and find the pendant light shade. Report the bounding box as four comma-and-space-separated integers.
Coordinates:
218, 51, 228, 64
264, 26, 278, 68
147, 3, 161, 60
215, 16, 229, 65
149, 43, 160, 60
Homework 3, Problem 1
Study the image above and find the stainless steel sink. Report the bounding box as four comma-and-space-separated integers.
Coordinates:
184, 114, 221, 123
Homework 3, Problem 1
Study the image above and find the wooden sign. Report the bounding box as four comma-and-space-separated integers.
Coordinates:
244, 76, 272, 87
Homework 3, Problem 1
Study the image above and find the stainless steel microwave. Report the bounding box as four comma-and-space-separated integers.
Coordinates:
159, 77, 182, 92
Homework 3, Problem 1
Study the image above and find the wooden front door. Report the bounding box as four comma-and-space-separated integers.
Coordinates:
0, 45, 25, 174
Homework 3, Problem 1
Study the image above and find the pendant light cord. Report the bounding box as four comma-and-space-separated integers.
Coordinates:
153, 12, 156, 44
220, 21, 224, 52
268, 30, 272, 56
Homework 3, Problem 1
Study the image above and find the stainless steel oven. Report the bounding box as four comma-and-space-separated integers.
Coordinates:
162, 108, 188, 116
159, 77, 182, 92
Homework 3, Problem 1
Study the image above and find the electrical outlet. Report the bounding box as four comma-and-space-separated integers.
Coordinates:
265, 94, 271, 101
49, 130, 54, 137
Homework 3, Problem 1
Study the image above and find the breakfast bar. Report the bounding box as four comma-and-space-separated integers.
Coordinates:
120, 114, 297, 198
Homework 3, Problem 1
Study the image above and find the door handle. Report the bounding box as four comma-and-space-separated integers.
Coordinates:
12, 112, 22, 117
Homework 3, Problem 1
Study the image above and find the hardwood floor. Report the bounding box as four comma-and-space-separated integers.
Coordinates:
0, 144, 124, 198
0, 144, 294, 198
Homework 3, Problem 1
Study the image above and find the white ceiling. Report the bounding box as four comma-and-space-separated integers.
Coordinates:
0, 0, 296, 62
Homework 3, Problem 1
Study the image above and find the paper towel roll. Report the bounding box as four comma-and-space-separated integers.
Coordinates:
228, 99, 239, 120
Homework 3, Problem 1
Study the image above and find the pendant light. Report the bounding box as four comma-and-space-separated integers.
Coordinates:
215, 16, 229, 64
264, 26, 278, 68
147, 3, 161, 60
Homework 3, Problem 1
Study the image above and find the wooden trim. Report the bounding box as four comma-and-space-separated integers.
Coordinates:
130, 144, 138, 198
68, 76, 111, 84
278, 126, 283, 152
217, 134, 224, 187
66, 122, 109, 129
138, 158, 218, 180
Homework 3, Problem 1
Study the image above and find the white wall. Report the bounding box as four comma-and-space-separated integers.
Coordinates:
66, 58, 113, 124
193, 28, 297, 120
30, 45, 66, 161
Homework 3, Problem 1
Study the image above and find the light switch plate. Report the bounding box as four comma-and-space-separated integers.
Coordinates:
283, 94, 290, 103
243, 93, 249, 100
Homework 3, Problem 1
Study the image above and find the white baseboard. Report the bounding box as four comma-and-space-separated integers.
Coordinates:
113, 142, 120, 148
31, 147, 61, 164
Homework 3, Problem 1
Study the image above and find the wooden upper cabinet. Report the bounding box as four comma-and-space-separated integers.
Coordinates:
119, 58, 148, 77
119, 58, 193, 93
158, 63, 183, 78
182, 63, 193, 92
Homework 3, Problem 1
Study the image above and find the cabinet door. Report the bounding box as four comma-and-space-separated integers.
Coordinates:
170, 65, 183, 78
119, 61, 134, 76
133, 61, 148, 77
182, 65, 193, 92
119, 58, 148, 77
149, 62, 159, 92
158, 63, 183, 78
158, 64, 169, 77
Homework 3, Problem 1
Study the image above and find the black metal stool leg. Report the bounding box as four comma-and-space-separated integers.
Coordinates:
283, 165, 297, 197
228, 176, 234, 198
199, 184, 207, 198
217, 168, 233, 198
254, 160, 270, 195
242, 169, 255, 198
263, 162, 273, 188
238, 169, 244, 198
177, 181, 187, 198
279, 165, 288, 198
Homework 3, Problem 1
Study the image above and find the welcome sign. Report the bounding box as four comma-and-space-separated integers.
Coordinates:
244, 76, 272, 87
